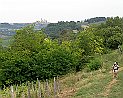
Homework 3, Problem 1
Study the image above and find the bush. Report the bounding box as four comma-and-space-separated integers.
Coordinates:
87, 58, 102, 71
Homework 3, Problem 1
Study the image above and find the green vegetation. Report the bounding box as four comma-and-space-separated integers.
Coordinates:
87, 58, 102, 71
0, 49, 123, 98
44, 21, 82, 39
0, 25, 81, 86
0, 16, 123, 98
73, 49, 123, 98
84, 17, 106, 24
109, 70, 123, 98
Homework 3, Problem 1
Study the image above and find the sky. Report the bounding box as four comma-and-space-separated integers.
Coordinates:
0, 0, 123, 23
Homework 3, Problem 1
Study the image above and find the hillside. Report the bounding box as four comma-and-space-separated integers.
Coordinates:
0, 17, 106, 38
57, 67, 123, 98
0, 49, 123, 98
0, 21, 49, 38
1, 16, 123, 98
0, 21, 49, 47
57, 49, 123, 98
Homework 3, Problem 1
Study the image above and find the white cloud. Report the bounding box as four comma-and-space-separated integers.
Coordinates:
0, 0, 123, 23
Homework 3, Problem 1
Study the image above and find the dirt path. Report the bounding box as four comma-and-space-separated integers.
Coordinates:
58, 67, 123, 98
100, 67, 123, 97
102, 79, 118, 96
58, 87, 79, 98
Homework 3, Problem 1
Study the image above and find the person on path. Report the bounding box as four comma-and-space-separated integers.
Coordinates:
112, 62, 119, 79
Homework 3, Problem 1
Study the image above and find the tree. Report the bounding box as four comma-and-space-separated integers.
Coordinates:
0, 25, 46, 85
75, 28, 104, 55
0, 25, 80, 86
73, 27, 104, 71
95, 17, 123, 49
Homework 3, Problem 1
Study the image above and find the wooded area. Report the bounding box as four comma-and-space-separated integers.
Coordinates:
0, 16, 123, 88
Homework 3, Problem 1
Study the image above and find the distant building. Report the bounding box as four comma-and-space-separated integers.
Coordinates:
81, 25, 89, 30
73, 30, 78, 33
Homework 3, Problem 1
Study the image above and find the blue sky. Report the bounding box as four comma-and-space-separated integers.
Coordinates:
0, 0, 123, 23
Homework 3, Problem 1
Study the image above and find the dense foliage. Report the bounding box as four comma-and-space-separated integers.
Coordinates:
87, 58, 102, 71
84, 17, 106, 24
0, 26, 81, 86
0, 16, 123, 87
95, 16, 123, 49
44, 21, 82, 39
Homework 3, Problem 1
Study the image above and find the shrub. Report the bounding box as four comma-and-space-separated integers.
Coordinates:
87, 58, 102, 71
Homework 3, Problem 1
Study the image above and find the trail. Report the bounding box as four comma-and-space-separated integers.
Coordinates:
102, 79, 118, 96
58, 87, 78, 98
100, 67, 123, 97
58, 67, 123, 98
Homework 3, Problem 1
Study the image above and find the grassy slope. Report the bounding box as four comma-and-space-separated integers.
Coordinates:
58, 50, 123, 98
0, 50, 123, 98
109, 69, 123, 98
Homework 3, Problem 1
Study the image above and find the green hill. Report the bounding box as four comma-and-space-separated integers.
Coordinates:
57, 49, 123, 98
0, 16, 123, 98
0, 50, 123, 98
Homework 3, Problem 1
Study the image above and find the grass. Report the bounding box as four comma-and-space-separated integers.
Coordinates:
1, 49, 123, 98
58, 49, 123, 98
57, 70, 111, 98
108, 70, 123, 98
57, 63, 123, 98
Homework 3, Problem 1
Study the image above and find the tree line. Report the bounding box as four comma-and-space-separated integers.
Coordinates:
0, 16, 123, 87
